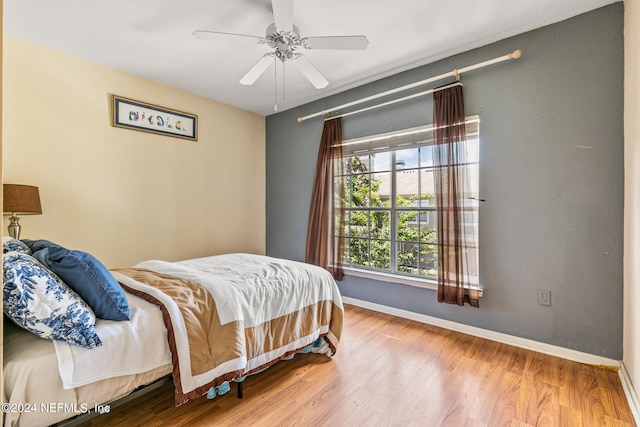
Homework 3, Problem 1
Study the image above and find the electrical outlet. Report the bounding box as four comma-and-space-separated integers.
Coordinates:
537, 289, 551, 306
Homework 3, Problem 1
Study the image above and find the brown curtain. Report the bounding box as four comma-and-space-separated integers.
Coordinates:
305, 118, 345, 280
433, 85, 480, 307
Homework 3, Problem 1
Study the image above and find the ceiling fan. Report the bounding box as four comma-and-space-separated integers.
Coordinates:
192, 0, 369, 90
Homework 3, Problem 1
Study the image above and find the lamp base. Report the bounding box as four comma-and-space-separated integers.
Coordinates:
8, 213, 22, 240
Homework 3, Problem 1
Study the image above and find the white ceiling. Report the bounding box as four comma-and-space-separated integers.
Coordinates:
4, 0, 618, 116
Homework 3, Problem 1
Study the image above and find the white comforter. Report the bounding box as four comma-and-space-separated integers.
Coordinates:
55, 253, 343, 393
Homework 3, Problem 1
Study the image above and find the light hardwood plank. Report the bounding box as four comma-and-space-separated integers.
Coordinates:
79, 304, 636, 427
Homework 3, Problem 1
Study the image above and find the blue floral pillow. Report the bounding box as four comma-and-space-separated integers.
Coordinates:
2, 252, 102, 349
2, 236, 31, 255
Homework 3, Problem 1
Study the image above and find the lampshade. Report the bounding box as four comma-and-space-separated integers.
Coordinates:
3, 184, 42, 215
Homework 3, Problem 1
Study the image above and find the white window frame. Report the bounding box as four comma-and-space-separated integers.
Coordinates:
337, 116, 480, 290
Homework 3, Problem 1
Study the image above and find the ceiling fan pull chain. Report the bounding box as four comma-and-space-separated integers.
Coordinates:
274, 55, 278, 111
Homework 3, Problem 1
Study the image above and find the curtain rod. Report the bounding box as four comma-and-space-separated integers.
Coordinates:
324, 82, 463, 121
297, 49, 522, 123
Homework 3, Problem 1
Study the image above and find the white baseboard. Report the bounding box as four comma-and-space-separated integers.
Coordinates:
619, 362, 640, 426
342, 297, 620, 367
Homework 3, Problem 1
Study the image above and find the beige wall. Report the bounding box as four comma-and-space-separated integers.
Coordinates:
624, 0, 640, 409
2, 36, 266, 268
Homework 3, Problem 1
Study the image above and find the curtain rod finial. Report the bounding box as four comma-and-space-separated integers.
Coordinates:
510, 49, 522, 59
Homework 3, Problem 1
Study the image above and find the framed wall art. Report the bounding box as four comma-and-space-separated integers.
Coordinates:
111, 95, 198, 141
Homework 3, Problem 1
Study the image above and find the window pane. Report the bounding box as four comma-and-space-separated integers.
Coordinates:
349, 173, 370, 207
466, 138, 479, 163
370, 211, 390, 238
342, 176, 351, 208
344, 211, 351, 237
348, 210, 368, 238
395, 170, 419, 206
371, 152, 391, 172
420, 145, 434, 167
334, 210, 346, 238
397, 241, 418, 274
461, 210, 478, 243
466, 163, 479, 200
347, 156, 369, 173
370, 240, 390, 271
462, 245, 479, 285
419, 244, 438, 277
419, 170, 436, 207
349, 238, 370, 268
341, 157, 351, 173
396, 211, 420, 242
395, 147, 419, 169
347, 156, 371, 207
342, 238, 351, 263
334, 176, 346, 207
419, 211, 437, 243
372, 172, 390, 207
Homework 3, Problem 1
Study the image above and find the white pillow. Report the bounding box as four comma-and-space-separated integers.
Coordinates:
2, 236, 31, 255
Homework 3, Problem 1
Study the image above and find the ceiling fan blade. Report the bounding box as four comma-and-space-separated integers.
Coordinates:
292, 54, 329, 89
192, 30, 266, 44
239, 53, 275, 85
272, 0, 294, 32
304, 35, 369, 50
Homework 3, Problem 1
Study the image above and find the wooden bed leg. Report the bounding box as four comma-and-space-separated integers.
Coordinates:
237, 381, 243, 399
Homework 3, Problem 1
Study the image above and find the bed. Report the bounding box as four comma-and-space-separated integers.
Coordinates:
2, 238, 343, 427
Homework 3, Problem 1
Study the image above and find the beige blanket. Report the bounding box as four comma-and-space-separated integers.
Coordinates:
112, 253, 343, 405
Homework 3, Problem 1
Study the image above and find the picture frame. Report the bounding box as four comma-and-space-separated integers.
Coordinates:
111, 95, 198, 141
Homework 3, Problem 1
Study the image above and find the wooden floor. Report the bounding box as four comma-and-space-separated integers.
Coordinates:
80, 304, 636, 427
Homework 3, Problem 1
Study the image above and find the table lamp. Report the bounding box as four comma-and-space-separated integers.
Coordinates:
3, 184, 42, 240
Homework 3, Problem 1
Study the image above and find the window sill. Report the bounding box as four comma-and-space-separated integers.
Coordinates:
343, 267, 438, 290
342, 267, 484, 297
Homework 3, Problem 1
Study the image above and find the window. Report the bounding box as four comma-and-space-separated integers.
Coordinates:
336, 116, 480, 284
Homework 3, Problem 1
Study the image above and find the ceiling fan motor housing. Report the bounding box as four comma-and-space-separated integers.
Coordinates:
266, 23, 304, 61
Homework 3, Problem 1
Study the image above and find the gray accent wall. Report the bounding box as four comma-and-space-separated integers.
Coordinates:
266, 4, 624, 358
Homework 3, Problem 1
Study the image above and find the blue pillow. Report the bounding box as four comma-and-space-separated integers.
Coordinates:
3, 252, 102, 348
24, 240, 130, 321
